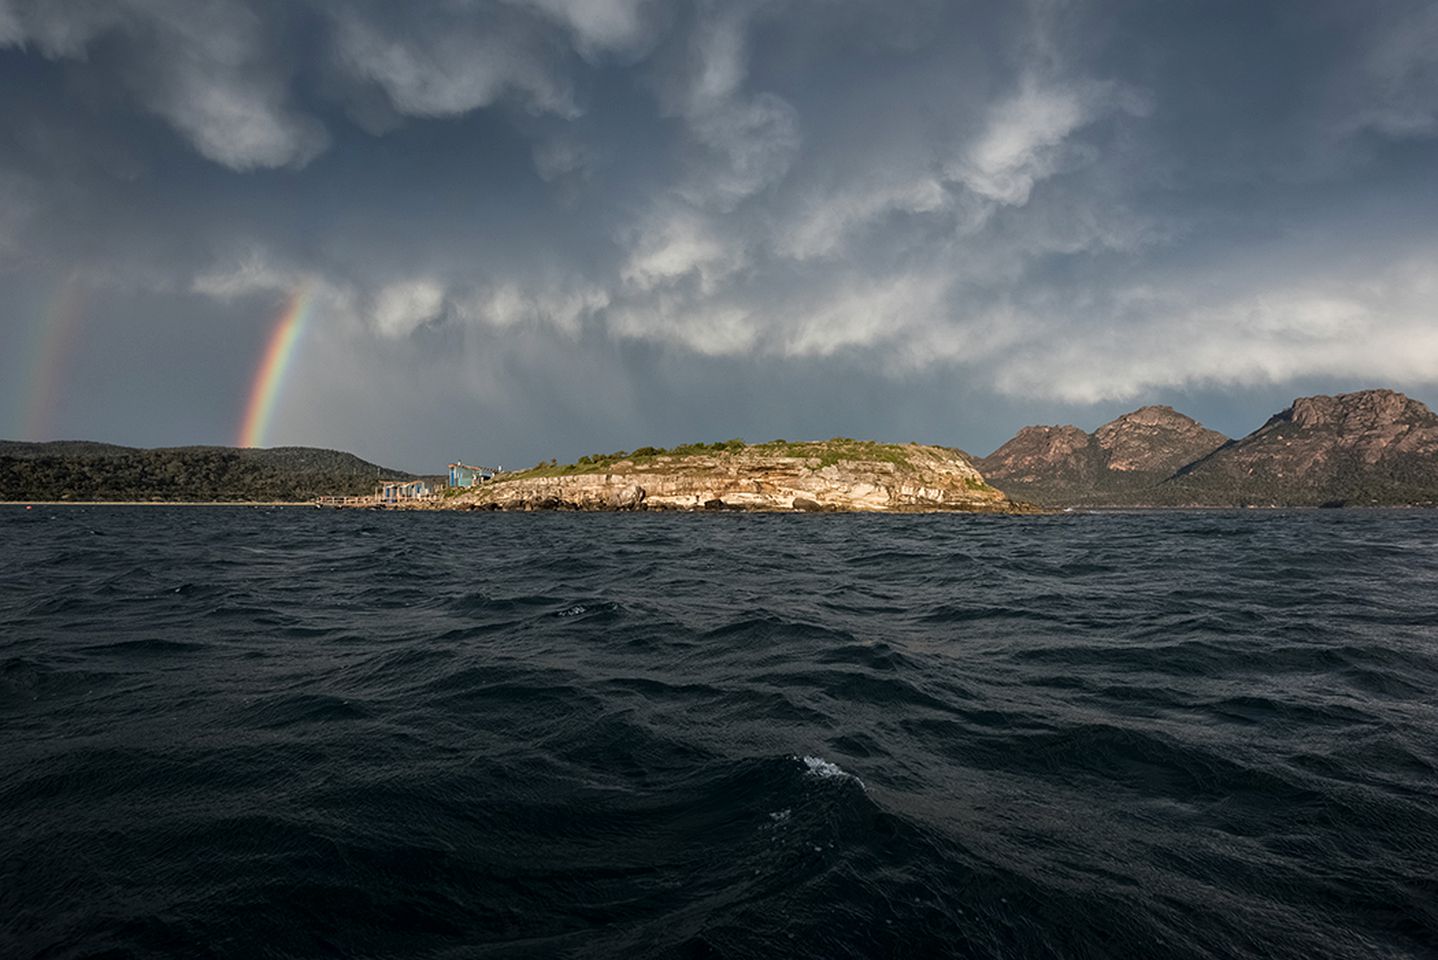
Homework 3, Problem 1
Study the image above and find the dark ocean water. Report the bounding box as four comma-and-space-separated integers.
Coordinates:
3, 507, 1437, 959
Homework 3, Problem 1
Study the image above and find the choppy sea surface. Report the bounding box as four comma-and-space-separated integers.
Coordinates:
3, 507, 1437, 959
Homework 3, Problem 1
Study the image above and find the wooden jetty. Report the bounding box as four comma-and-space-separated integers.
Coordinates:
313, 495, 377, 508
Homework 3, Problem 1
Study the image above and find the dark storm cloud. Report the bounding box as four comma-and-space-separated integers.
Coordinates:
1, 0, 1436, 466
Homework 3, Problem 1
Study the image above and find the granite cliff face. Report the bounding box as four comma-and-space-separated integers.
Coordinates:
977, 406, 1227, 505
425, 441, 1028, 512
1166, 390, 1438, 506
1094, 406, 1230, 473
973, 425, 1101, 487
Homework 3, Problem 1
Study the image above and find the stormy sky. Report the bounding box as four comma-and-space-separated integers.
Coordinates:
2, 0, 1436, 471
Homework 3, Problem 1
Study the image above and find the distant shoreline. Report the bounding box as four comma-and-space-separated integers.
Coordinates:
1, 500, 313, 507
4, 501, 1434, 511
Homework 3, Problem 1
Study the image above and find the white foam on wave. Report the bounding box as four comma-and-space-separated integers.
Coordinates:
798, 754, 865, 790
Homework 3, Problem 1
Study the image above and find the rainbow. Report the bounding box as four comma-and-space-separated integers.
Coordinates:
16, 280, 88, 440
237, 286, 314, 448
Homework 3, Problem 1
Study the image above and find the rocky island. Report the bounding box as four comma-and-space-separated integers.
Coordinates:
424, 439, 1031, 513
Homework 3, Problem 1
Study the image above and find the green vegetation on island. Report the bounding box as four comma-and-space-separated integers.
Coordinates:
506, 437, 956, 479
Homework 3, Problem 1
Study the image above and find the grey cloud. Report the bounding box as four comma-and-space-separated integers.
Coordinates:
370, 279, 448, 339
659, 6, 800, 209
513, 0, 656, 57
682, 91, 800, 208
608, 296, 757, 356
774, 177, 947, 262
1333, 3, 1438, 139
326, 4, 578, 120
457, 281, 610, 336
947, 77, 1149, 207
0, 0, 122, 57
3, 0, 1438, 466
0, 0, 660, 171
1, 0, 327, 170
620, 204, 745, 294
140, 10, 329, 170
532, 135, 596, 182
0, 167, 37, 256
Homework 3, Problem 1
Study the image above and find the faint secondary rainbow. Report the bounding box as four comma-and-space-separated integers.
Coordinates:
17, 280, 89, 440
237, 286, 314, 448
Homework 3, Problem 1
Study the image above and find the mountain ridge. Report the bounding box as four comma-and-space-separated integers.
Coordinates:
1162, 389, 1438, 505
980, 389, 1438, 507
976, 405, 1229, 505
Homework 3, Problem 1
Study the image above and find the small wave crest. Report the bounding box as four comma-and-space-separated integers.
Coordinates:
797, 754, 866, 790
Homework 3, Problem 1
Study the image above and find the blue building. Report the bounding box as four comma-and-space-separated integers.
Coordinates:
449, 462, 496, 488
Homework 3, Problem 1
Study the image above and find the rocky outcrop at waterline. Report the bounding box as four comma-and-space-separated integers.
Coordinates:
417, 440, 1034, 513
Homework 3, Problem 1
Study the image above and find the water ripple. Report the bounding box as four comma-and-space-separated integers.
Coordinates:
3, 506, 1437, 959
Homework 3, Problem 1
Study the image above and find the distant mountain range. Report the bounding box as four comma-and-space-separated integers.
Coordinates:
0, 442, 414, 502
978, 389, 1438, 507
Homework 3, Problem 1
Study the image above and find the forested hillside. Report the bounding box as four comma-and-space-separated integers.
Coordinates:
0, 443, 414, 501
